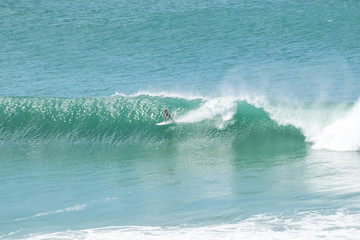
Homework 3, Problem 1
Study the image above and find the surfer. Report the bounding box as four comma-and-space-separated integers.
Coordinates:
162, 108, 174, 123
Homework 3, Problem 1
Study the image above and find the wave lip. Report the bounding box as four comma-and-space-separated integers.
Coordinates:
114, 91, 205, 100
177, 97, 237, 129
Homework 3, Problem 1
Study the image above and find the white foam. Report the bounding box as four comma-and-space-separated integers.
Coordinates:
21, 210, 360, 240
173, 94, 270, 129
5, 204, 86, 223
0, 229, 24, 239
256, 97, 360, 151
312, 100, 360, 151
33, 204, 86, 218
176, 97, 237, 127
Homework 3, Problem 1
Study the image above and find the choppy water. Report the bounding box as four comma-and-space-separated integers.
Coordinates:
1, 0, 360, 239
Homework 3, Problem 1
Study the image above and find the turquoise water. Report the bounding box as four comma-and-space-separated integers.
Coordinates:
1, 1, 360, 239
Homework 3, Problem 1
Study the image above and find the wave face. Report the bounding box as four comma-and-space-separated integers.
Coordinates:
0, 94, 359, 151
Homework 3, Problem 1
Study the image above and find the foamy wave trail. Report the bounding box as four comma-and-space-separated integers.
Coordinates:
18, 210, 360, 240
0, 94, 358, 151
2, 204, 86, 224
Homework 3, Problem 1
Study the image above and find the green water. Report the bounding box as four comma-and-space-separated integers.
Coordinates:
1, 0, 360, 239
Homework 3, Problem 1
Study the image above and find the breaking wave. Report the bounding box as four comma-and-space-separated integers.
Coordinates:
0, 93, 359, 151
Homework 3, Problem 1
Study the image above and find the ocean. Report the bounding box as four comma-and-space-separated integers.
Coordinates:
1, 0, 360, 239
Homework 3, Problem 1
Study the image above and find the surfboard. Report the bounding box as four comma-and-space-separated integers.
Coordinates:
156, 121, 175, 126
